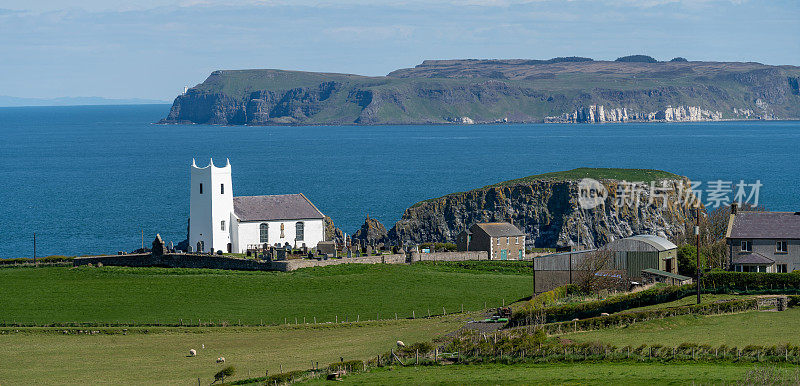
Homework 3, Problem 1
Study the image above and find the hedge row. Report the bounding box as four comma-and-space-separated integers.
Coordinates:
511, 272, 800, 326
539, 298, 758, 335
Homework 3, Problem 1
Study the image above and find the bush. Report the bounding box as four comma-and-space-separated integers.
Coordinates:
213, 366, 235, 383
327, 360, 364, 372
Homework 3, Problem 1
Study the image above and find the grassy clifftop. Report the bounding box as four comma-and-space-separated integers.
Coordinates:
491, 168, 681, 186
160, 58, 800, 125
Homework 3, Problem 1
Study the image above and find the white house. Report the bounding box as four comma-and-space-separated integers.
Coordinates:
188, 159, 325, 253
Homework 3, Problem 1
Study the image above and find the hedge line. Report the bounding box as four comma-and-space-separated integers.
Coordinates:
0, 256, 75, 265
511, 272, 800, 326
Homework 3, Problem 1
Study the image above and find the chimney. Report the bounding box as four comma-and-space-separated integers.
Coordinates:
731, 202, 738, 215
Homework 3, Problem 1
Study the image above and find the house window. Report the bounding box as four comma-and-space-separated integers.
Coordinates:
776, 240, 788, 253
260, 223, 269, 243
497, 238, 500, 245
199, 183, 203, 194
220, 184, 224, 194
506, 237, 510, 244
741, 240, 752, 252
220, 221, 225, 231
515, 237, 519, 245
777, 264, 788, 273
295, 222, 304, 241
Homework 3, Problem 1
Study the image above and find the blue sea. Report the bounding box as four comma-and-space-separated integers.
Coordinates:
1, 104, 798, 258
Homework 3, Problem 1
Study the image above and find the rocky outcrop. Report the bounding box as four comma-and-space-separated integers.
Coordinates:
388, 176, 695, 248
351, 216, 389, 244
324, 216, 344, 242
544, 105, 723, 123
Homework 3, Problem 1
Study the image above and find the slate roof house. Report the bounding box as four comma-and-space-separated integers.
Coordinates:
456, 222, 526, 260
726, 204, 800, 273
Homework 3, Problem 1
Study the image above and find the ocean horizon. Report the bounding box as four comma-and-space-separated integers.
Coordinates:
1, 104, 798, 258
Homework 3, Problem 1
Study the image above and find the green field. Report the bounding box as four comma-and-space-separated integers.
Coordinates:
563, 308, 800, 347
491, 168, 681, 186
304, 362, 799, 385
0, 318, 461, 384
0, 264, 532, 325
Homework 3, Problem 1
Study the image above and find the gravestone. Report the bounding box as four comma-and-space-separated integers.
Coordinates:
346, 248, 352, 258
365, 245, 373, 256
152, 234, 167, 257
276, 248, 287, 260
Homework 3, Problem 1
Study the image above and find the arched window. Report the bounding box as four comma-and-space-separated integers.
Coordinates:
260, 223, 269, 243
295, 222, 304, 241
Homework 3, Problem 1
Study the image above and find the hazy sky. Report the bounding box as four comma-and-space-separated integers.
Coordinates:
1, 0, 798, 101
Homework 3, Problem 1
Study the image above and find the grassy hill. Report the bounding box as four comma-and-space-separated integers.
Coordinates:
160, 58, 800, 125
0, 264, 532, 326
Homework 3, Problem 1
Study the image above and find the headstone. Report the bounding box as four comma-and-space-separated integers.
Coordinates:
346, 248, 352, 258
365, 245, 373, 256
187, 245, 193, 253
152, 234, 167, 256
317, 241, 336, 256
276, 248, 287, 260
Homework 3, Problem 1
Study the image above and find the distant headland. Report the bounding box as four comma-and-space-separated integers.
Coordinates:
159, 55, 800, 126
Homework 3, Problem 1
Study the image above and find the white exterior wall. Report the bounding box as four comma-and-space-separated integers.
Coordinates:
236, 218, 325, 252
189, 159, 234, 253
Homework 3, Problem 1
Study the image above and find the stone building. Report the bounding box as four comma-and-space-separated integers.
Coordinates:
456, 222, 525, 260
726, 204, 800, 273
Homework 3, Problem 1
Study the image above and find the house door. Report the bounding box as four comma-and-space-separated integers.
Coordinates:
665, 259, 673, 273
501, 249, 508, 260
519, 250, 524, 260
227, 243, 232, 253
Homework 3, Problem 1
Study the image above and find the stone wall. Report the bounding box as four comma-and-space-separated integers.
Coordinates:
73, 253, 272, 271
269, 254, 407, 272
411, 251, 488, 262
74, 251, 490, 272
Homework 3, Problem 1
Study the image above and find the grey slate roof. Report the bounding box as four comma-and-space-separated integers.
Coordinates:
729, 212, 800, 239
473, 222, 525, 237
732, 252, 775, 265
641, 268, 692, 281
233, 194, 324, 221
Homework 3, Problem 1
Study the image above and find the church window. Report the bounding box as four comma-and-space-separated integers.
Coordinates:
296, 222, 304, 241
260, 223, 269, 243
280, 223, 285, 238
220, 184, 224, 194
221, 221, 225, 231
199, 183, 203, 194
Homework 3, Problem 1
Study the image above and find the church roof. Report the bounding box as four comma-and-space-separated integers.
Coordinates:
233, 194, 324, 222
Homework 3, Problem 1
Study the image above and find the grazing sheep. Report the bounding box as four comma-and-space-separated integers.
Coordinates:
600, 313, 610, 316
202, 344, 205, 349
189, 349, 196, 357
216, 357, 225, 363
396, 341, 405, 348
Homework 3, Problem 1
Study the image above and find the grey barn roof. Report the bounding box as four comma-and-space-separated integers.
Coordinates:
473, 222, 525, 237
606, 234, 677, 252
732, 252, 775, 265
729, 212, 800, 239
233, 194, 324, 222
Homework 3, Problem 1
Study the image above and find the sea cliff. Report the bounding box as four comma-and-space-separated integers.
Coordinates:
160, 57, 800, 126
386, 168, 696, 248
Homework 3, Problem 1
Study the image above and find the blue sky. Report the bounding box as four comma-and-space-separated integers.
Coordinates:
0, 0, 798, 101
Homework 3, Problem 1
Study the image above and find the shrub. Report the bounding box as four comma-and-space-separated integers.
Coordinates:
213, 366, 235, 383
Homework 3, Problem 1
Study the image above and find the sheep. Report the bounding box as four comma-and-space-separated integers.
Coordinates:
189, 349, 197, 357
600, 312, 610, 316
216, 357, 226, 363
396, 341, 405, 348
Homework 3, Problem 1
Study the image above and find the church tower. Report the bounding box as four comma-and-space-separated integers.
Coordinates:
189, 158, 234, 253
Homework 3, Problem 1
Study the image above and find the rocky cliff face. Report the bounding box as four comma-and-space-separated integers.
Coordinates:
388, 177, 695, 248
544, 105, 724, 123
160, 60, 800, 126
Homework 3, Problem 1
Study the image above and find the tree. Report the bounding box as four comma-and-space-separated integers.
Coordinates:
677, 244, 706, 276
213, 366, 235, 384
575, 249, 622, 293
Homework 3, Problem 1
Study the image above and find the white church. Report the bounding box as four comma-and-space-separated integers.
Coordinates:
189, 159, 326, 254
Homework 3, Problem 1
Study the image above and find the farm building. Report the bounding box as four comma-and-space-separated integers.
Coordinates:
604, 234, 678, 277
456, 222, 525, 260
531, 234, 679, 292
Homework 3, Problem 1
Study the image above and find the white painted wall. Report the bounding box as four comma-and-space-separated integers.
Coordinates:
236, 219, 325, 252
189, 158, 234, 253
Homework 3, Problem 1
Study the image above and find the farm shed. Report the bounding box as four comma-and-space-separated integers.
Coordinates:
604, 235, 678, 279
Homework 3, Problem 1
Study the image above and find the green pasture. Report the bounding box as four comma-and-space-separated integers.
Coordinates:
0, 264, 532, 325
